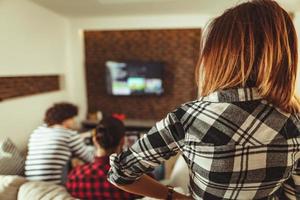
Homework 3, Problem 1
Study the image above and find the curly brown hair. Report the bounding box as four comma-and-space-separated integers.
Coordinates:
44, 103, 78, 126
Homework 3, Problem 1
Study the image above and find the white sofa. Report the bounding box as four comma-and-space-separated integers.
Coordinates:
0, 175, 76, 200
0, 137, 76, 200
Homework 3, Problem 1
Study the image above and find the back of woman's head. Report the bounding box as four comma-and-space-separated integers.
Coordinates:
196, 0, 300, 113
94, 116, 125, 150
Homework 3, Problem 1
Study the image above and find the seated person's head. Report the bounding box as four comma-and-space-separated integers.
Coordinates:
44, 103, 78, 129
93, 116, 125, 156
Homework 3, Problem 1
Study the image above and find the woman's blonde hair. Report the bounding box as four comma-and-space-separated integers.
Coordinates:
196, 0, 300, 113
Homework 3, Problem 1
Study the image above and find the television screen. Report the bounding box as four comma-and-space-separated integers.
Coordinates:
106, 61, 164, 96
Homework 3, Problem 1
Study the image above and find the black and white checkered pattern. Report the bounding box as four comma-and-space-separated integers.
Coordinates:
108, 88, 300, 199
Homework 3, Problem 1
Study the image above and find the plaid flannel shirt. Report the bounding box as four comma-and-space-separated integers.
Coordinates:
66, 156, 138, 200
108, 88, 300, 200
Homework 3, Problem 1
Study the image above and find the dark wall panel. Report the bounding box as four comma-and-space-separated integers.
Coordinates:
84, 29, 201, 120
0, 75, 60, 101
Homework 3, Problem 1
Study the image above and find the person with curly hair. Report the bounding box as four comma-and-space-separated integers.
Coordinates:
25, 102, 94, 184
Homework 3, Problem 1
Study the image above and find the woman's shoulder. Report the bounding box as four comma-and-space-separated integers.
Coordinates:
173, 99, 201, 112
290, 113, 300, 129
171, 99, 217, 121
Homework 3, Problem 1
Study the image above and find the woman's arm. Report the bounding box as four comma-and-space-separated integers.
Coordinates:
113, 174, 191, 199
108, 109, 190, 199
69, 133, 94, 162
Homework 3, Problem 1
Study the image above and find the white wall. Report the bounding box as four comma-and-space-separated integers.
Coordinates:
67, 14, 211, 119
0, 0, 69, 151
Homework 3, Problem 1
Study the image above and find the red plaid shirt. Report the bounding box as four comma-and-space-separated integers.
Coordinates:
66, 156, 138, 200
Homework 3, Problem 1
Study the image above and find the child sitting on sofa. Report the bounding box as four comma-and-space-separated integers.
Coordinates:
66, 116, 139, 200
25, 103, 94, 184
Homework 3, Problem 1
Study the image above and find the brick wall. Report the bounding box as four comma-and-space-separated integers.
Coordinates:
84, 29, 201, 120
0, 75, 60, 101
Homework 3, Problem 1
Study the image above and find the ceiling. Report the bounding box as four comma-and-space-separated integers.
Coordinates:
30, 0, 300, 18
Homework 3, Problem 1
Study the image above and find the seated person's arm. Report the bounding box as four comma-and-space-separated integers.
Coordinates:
69, 133, 94, 163
108, 111, 191, 199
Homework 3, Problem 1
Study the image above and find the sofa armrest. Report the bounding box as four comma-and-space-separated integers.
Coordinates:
0, 175, 27, 200
18, 181, 77, 200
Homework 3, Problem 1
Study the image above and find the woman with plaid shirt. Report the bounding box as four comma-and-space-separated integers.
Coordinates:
108, 0, 300, 199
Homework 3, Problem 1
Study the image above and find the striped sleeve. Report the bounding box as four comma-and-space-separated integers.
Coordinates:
108, 111, 185, 185
69, 134, 94, 163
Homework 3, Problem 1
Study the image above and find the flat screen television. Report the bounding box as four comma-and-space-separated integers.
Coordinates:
105, 60, 164, 96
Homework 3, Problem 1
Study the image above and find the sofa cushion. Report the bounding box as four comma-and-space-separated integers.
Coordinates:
0, 138, 25, 175
0, 175, 27, 200
18, 181, 77, 200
